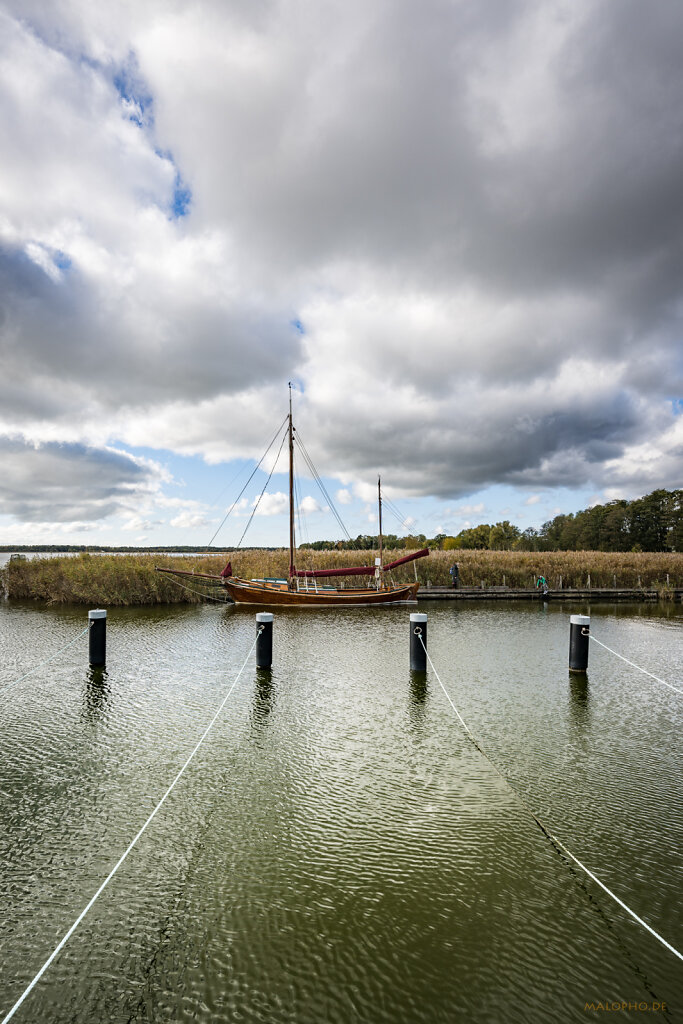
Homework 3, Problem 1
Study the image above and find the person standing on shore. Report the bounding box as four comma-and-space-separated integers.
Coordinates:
449, 564, 459, 589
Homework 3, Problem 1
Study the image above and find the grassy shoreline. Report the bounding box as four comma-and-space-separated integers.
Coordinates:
2, 549, 682, 605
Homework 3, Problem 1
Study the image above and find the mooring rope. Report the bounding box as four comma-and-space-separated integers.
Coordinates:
586, 632, 683, 697
414, 630, 683, 965
163, 575, 234, 604
0, 624, 91, 698
0, 629, 262, 1024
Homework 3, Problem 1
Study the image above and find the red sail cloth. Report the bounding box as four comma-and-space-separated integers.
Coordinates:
382, 548, 430, 570
293, 548, 429, 578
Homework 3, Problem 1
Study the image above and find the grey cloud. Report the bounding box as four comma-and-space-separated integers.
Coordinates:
0, 245, 301, 419
0, 438, 158, 522
0, 0, 681, 506
303, 385, 651, 498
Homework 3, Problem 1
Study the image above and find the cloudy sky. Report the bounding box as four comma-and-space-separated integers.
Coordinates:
1, 0, 681, 548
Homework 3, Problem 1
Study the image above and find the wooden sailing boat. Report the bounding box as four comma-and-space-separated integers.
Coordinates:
157, 386, 429, 606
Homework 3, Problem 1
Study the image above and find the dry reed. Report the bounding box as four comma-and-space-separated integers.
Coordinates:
1, 548, 681, 605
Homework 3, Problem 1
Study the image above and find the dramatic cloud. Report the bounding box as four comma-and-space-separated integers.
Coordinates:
0, 437, 164, 523
0, 0, 681, 537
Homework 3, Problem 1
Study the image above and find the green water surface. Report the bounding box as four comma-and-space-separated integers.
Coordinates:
0, 599, 681, 1023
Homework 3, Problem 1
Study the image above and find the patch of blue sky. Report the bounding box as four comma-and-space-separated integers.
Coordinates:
424, 483, 603, 537
290, 319, 305, 335
113, 57, 154, 128
671, 398, 683, 415
172, 176, 192, 218
153, 147, 192, 219
106, 442, 612, 548
53, 250, 72, 272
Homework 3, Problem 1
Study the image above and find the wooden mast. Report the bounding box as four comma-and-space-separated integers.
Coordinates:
288, 382, 295, 581
378, 475, 383, 590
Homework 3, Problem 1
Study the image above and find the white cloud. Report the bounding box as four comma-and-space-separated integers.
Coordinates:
298, 495, 324, 515
122, 516, 155, 533
253, 491, 288, 516
451, 503, 486, 517
0, 0, 681, 541
169, 511, 212, 529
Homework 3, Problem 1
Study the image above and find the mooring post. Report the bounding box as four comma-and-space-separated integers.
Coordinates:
88, 609, 107, 667
410, 612, 428, 672
256, 612, 273, 669
569, 614, 590, 673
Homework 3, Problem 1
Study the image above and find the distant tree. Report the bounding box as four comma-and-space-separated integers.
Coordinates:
457, 524, 491, 549
442, 536, 462, 550
489, 520, 521, 550
402, 534, 427, 549
513, 527, 540, 551
667, 489, 683, 552
600, 501, 630, 551
627, 490, 671, 552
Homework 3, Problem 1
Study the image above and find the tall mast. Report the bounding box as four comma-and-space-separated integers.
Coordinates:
288, 382, 295, 578
378, 475, 383, 567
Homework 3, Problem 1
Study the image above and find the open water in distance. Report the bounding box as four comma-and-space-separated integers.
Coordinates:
0, 599, 681, 1023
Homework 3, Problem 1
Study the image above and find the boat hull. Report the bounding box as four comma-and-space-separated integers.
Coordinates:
221, 577, 419, 607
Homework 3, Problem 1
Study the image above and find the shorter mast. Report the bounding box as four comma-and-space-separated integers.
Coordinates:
377, 476, 383, 590
378, 476, 383, 566
288, 382, 295, 580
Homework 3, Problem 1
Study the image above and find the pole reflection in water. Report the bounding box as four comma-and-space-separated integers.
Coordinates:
81, 666, 111, 723
568, 672, 590, 726
408, 668, 428, 734
250, 667, 275, 731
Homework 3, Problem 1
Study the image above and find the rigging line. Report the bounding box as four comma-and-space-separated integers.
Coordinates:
205, 414, 288, 549
415, 631, 683, 966
293, 436, 352, 542
587, 633, 682, 697
0, 625, 91, 698
383, 497, 414, 532
161, 576, 234, 604
235, 425, 289, 550
293, 467, 306, 553
0, 629, 261, 1024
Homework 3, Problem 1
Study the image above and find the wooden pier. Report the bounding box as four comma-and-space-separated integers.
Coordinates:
417, 586, 682, 602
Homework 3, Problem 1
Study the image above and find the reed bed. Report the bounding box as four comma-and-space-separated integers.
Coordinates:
2, 549, 681, 605
420, 549, 682, 591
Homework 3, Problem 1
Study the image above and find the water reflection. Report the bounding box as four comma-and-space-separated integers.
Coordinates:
408, 669, 428, 733
567, 673, 590, 733
81, 666, 110, 722
2, 598, 682, 1024
250, 668, 275, 730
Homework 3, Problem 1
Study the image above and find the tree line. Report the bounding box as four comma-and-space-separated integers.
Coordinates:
299, 488, 683, 553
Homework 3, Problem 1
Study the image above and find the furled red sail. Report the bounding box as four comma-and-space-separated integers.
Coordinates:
293, 547, 429, 579
383, 548, 430, 570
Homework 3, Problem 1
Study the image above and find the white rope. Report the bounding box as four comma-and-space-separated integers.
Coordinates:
0, 630, 261, 1024
415, 631, 683, 965
586, 632, 683, 697
0, 624, 91, 698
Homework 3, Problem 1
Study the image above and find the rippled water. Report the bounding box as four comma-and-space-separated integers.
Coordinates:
1, 599, 681, 1023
